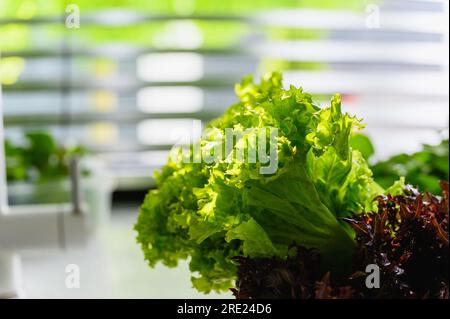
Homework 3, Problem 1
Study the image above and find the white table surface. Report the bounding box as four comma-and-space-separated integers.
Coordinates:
19, 204, 232, 299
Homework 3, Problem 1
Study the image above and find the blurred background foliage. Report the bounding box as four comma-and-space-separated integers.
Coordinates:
1, 0, 448, 193
351, 134, 449, 194
5, 131, 86, 182
0, 0, 367, 19
0, 0, 368, 84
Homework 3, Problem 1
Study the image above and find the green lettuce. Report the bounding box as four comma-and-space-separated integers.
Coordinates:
135, 72, 383, 293
372, 139, 449, 194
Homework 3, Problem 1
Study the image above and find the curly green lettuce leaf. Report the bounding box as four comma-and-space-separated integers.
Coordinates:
349, 133, 375, 161
135, 72, 383, 293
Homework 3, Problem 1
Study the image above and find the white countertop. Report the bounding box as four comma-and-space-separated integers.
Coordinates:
19, 204, 232, 299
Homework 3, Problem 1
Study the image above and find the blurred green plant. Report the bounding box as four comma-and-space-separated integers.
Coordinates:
266, 27, 328, 41
350, 134, 449, 194
76, 21, 248, 49
4, 131, 87, 183
1, 0, 371, 19
261, 59, 328, 74
0, 0, 374, 85
349, 133, 375, 162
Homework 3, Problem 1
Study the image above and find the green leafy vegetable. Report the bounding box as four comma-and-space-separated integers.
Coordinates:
349, 133, 375, 161
135, 72, 384, 293
4, 131, 86, 182
349, 133, 449, 194
371, 139, 449, 194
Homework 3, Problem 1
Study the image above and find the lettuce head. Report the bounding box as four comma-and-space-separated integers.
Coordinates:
135, 72, 384, 293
